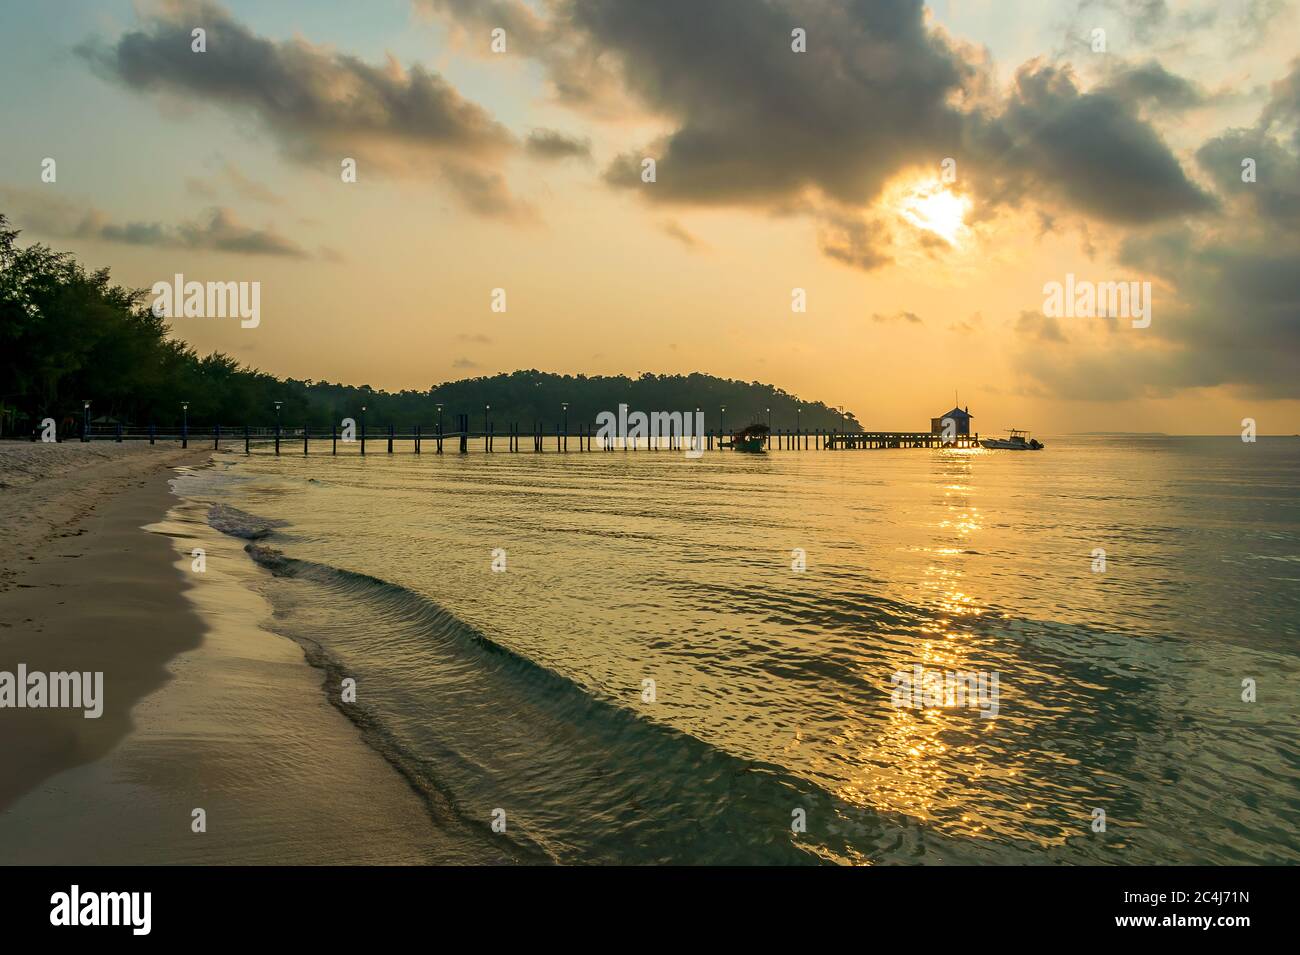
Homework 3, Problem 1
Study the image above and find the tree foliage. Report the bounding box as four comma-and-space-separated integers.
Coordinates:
0, 215, 859, 435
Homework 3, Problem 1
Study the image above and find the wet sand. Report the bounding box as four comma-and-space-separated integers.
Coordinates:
0, 442, 492, 864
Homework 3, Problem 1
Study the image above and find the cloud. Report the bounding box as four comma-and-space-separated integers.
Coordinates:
1261, 55, 1300, 151
455, 333, 493, 344
818, 211, 893, 272
80, 0, 529, 218
412, 0, 634, 118
451, 357, 480, 369
1196, 129, 1300, 234
524, 128, 592, 161
422, 0, 1219, 268
658, 219, 701, 248
586, 0, 975, 209
187, 162, 283, 205
968, 60, 1217, 224
872, 310, 923, 324
1, 187, 309, 257
1098, 60, 1209, 112
1015, 309, 1068, 343
1014, 62, 1300, 400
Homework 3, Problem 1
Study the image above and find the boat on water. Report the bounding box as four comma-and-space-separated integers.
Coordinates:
980, 429, 1044, 450
724, 423, 769, 453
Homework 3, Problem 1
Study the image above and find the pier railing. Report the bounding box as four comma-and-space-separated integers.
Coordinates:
32, 421, 980, 452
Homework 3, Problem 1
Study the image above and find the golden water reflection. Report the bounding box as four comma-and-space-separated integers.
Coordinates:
830, 452, 1035, 845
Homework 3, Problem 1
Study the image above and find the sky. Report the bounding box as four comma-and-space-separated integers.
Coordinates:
0, 0, 1297, 434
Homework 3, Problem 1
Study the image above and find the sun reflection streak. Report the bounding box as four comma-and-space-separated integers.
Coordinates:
827, 454, 1009, 836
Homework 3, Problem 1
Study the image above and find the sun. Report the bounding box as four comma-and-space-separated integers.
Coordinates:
896, 179, 971, 247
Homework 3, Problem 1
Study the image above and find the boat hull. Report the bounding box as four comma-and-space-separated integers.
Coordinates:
979, 439, 1043, 450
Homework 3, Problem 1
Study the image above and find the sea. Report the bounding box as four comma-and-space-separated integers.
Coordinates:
168, 435, 1300, 864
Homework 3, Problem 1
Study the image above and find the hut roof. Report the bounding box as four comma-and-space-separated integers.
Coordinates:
937, 406, 972, 419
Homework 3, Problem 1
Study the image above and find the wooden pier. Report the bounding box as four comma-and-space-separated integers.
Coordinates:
826, 431, 981, 450
64, 421, 981, 453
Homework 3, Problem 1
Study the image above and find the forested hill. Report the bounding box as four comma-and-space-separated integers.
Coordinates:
292, 370, 857, 434
0, 215, 859, 434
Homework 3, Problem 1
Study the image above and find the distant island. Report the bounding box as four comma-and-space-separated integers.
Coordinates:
1069, 432, 1170, 437
0, 214, 857, 435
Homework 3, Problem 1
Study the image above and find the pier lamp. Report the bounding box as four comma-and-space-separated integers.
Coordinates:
181, 400, 189, 435
435, 403, 443, 437
485, 403, 491, 434
561, 401, 569, 434
82, 400, 90, 442
721, 404, 727, 436
796, 405, 802, 434
273, 399, 283, 435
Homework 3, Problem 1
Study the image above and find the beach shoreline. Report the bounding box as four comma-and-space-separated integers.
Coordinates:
0, 442, 493, 864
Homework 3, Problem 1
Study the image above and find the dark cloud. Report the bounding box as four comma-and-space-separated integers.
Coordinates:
969, 61, 1217, 224
1018, 226, 1299, 400
658, 219, 701, 248
1121, 228, 1299, 394
1196, 129, 1300, 234
872, 310, 923, 324
0, 187, 309, 257
586, 0, 974, 208
817, 211, 893, 272
1014, 310, 1068, 343
451, 357, 480, 369
422, 0, 1218, 252
100, 206, 307, 257
1261, 56, 1300, 151
1099, 61, 1208, 111
1017, 59, 1300, 400
524, 128, 592, 161
80, 0, 527, 218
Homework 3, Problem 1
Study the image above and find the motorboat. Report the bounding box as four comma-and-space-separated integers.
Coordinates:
979, 429, 1043, 450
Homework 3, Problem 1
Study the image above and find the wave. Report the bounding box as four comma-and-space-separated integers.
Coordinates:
207, 503, 289, 540
234, 538, 1009, 864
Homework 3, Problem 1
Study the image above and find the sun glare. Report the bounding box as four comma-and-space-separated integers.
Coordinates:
897, 179, 971, 247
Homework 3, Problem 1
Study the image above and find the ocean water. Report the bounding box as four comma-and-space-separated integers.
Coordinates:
174, 436, 1300, 864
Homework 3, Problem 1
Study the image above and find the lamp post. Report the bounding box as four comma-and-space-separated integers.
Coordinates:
561, 402, 569, 451
274, 400, 283, 455
82, 400, 90, 442
181, 401, 189, 448
766, 406, 771, 448
360, 404, 367, 456
720, 404, 727, 439
796, 405, 802, 435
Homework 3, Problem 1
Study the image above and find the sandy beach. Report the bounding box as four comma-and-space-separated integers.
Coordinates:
0, 441, 495, 864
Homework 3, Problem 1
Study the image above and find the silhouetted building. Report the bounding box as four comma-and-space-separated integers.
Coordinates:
930, 406, 972, 438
